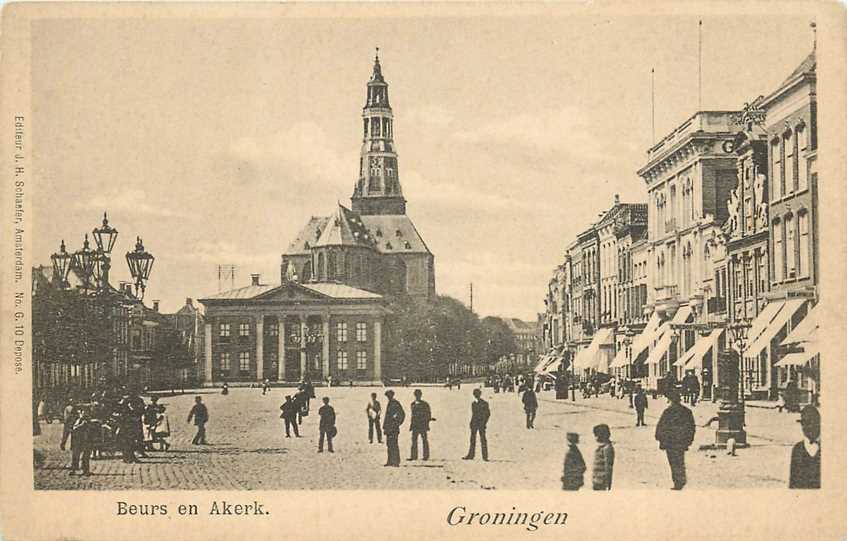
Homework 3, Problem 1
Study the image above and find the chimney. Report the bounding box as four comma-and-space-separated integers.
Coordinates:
185, 297, 193, 307
152, 300, 160, 312
614, 193, 620, 205
251, 273, 261, 286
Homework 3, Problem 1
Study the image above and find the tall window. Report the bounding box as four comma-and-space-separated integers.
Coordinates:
239, 351, 250, 372
771, 139, 782, 200
268, 323, 279, 336
357, 350, 368, 370
336, 322, 348, 342
758, 254, 767, 293
798, 211, 810, 278
328, 253, 337, 279
785, 214, 796, 278
220, 352, 230, 371
356, 322, 367, 342
785, 131, 796, 193
239, 323, 250, 337
219, 323, 231, 337
337, 350, 348, 370
317, 253, 325, 279
773, 219, 784, 282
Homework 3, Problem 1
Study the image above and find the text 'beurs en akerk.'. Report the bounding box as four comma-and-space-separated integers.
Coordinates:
116, 501, 269, 516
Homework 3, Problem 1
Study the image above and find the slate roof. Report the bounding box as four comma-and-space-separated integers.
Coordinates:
284, 208, 431, 256
200, 281, 382, 302
779, 51, 816, 88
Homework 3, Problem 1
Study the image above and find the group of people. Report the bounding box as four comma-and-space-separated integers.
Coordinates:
486, 373, 536, 394
41, 386, 174, 476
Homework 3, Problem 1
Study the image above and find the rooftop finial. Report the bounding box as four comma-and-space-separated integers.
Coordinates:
375, 46, 379, 61
811, 21, 817, 51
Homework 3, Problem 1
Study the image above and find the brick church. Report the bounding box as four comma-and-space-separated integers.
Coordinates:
199, 53, 435, 385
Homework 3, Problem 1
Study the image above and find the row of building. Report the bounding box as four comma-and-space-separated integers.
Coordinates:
540, 50, 820, 403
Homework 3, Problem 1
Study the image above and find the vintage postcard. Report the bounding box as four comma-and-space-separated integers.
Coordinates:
1, 2, 846, 540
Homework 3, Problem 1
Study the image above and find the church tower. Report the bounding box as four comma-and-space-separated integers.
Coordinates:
352, 50, 407, 216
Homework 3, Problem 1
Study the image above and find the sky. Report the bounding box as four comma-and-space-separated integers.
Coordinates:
31, 11, 815, 320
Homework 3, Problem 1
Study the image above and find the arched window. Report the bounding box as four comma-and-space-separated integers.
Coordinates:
317, 252, 325, 280
302, 261, 312, 282
327, 252, 337, 279
772, 219, 783, 282
785, 130, 796, 193
785, 213, 796, 278
771, 138, 782, 201
798, 210, 810, 278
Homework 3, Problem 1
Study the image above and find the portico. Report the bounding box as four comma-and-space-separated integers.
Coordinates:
200, 279, 388, 385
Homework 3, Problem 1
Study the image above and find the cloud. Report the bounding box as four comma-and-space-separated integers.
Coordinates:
76, 188, 189, 218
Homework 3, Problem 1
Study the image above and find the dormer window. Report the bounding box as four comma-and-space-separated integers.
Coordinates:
376, 228, 383, 237
315, 229, 321, 240
395, 229, 402, 237
386, 242, 393, 250
404, 241, 412, 250
304, 241, 310, 249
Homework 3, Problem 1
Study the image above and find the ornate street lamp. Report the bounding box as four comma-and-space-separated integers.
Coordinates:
92, 212, 119, 255
126, 236, 155, 299
50, 239, 73, 288
727, 319, 752, 407
72, 234, 97, 291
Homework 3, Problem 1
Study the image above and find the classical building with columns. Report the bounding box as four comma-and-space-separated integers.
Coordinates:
199, 52, 434, 385
199, 278, 388, 384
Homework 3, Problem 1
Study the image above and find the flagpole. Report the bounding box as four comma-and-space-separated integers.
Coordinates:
698, 20, 703, 110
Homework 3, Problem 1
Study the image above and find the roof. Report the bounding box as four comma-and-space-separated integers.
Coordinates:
779, 51, 816, 89
201, 284, 278, 300
200, 281, 383, 302
504, 318, 536, 333
285, 216, 331, 255
300, 282, 383, 299
359, 214, 431, 254
315, 205, 374, 248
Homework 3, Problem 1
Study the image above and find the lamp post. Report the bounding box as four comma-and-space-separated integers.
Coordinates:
50, 239, 73, 288
727, 320, 751, 407
126, 236, 155, 299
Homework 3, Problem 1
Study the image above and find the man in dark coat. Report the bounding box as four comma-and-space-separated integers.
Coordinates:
408, 389, 433, 461
463, 388, 491, 461
634, 385, 649, 426
280, 395, 300, 438
187, 396, 209, 445
382, 390, 405, 467
366, 392, 382, 444
789, 405, 820, 489
655, 389, 695, 490
68, 408, 95, 476
60, 398, 76, 451
522, 387, 538, 429
317, 397, 336, 453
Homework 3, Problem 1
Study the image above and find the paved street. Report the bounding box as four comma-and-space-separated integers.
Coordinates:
34, 386, 802, 490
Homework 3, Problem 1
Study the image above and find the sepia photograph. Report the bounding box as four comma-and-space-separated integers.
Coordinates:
23, 9, 830, 492
2, 2, 846, 539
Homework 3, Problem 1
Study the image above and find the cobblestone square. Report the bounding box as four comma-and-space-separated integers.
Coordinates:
34, 386, 802, 490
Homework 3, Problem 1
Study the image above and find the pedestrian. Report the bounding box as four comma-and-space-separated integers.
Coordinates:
262, 379, 270, 395
68, 408, 95, 476
592, 424, 615, 490
654, 389, 696, 490
221, 382, 229, 395
59, 397, 76, 451
521, 386, 538, 429
447, 377, 453, 391
408, 389, 433, 461
317, 397, 336, 453
456, 377, 462, 390
366, 392, 382, 444
634, 384, 648, 426
37, 397, 47, 424
280, 395, 300, 438
463, 388, 490, 461
561, 432, 585, 490
187, 395, 209, 445
142, 397, 161, 451
382, 390, 405, 467
789, 405, 820, 489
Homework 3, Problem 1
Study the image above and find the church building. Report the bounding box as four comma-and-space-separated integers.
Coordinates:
199, 52, 435, 385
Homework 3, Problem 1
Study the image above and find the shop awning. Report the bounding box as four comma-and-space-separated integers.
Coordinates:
573, 328, 615, 370
671, 305, 693, 326
627, 312, 663, 362
542, 356, 567, 375
645, 323, 673, 367
745, 299, 808, 359
610, 347, 629, 368
533, 354, 554, 373
674, 329, 723, 369
775, 347, 819, 367
781, 304, 819, 347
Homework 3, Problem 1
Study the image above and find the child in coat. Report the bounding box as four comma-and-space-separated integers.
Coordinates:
592, 424, 615, 490
561, 432, 586, 490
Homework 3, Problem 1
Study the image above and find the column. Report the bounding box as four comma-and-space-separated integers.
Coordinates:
373, 319, 382, 382
256, 316, 264, 382
278, 318, 286, 381
322, 317, 330, 380
299, 317, 307, 380
204, 322, 213, 384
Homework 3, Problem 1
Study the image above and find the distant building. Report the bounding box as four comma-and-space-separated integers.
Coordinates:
503, 318, 540, 367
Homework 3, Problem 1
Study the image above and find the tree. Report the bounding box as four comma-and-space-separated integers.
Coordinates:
481, 316, 518, 369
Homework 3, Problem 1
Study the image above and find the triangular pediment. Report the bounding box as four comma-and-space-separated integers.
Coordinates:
253, 281, 332, 302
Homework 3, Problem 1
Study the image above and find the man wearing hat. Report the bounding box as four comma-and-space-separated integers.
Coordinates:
408, 389, 434, 461
463, 388, 491, 461
789, 405, 820, 489
654, 389, 695, 490
280, 395, 300, 438
382, 390, 405, 466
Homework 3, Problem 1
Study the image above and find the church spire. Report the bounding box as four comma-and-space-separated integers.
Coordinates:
352, 50, 406, 216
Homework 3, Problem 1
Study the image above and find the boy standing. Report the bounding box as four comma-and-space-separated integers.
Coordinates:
592, 424, 615, 490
